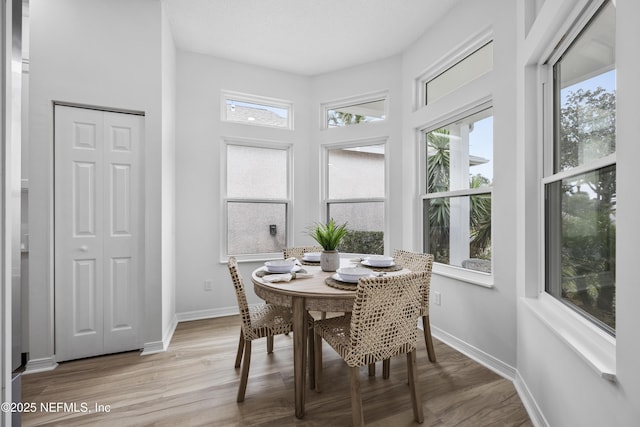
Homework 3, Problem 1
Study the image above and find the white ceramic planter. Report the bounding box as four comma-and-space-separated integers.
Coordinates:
320, 250, 340, 272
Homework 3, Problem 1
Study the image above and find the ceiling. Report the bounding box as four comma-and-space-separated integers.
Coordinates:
162, 0, 460, 76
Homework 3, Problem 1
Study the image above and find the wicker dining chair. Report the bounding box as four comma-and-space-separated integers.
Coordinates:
377, 250, 435, 379
283, 245, 323, 261
313, 272, 428, 426
393, 249, 436, 362
227, 256, 294, 402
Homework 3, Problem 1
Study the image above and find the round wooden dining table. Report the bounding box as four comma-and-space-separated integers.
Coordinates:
251, 258, 409, 419
251, 260, 356, 419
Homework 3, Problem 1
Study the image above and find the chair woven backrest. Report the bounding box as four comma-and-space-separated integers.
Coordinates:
345, 272, 428, 367
227, 256, 252, 332
393, 249, 434, 314
282, 246, 323, 260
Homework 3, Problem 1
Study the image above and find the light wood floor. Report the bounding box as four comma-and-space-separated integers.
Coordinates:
21, 316, 532, 426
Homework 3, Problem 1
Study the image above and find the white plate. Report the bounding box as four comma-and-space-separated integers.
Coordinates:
265, 264, 301, 274
361, 259, 395, 268
332, 273, 361, 284
332, 271, 373, 283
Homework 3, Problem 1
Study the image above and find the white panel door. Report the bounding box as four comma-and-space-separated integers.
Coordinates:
55, 105, 142, 362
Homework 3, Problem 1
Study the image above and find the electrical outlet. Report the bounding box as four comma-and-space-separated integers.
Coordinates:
434, 291, 441, 306
204, 280, 213, 291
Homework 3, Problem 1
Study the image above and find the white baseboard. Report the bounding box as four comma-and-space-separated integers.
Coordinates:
23, 357, 58, 375
427, 324, 547, 426
176, 306, 239, 322
429, 324, 517, 381
513, 371, 549, 427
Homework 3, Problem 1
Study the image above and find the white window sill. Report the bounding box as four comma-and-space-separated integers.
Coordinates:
432, 263, 494, 288
523, 294, 616, 382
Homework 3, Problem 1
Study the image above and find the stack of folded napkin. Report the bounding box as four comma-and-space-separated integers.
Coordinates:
262, 258, 314, 283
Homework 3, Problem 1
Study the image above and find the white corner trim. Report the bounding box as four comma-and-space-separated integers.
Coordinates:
141, 315, 178, 356
428, 324, 516, 381
522, 296, 616, 381
513, 371, 550, 427
140, 341, 164, 356
23, 357, 58, 375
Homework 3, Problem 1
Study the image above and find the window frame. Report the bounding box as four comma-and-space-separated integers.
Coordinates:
541, 0, 617, 335
321, 138, 389, 256
419, 100, 494, 284
415, 28, 493, 110
221, 90, 294, 130
320, 91, 388, 130
220, 137, 293, 262
529, 0, 617, 380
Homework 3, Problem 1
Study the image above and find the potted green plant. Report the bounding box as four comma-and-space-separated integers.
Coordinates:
308, 219, 348, 272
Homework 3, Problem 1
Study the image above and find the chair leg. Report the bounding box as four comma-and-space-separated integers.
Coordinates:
368, 362, 375, 376
406, 350, 424, 423
382, 358, 390, 379
314, 331, 323, 392
267, 335, 274, 354
234, 329, 244, 368
350, 366, 364, 427
237, 340, 252, 402
422, 315, 437, 362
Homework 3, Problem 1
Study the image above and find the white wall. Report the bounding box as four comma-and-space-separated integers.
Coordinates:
311, 55, 403, 254
27, 0, 168, 368
174, 52, 402, 317
174, 53, 312, 317
515, 0, 640, 425
401, 0, 519, 370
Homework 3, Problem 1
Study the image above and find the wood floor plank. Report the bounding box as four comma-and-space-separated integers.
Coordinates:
21, 317, 532, 426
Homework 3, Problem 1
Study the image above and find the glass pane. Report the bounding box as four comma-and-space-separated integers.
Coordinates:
426, 109, 493, 193
328, 202, 384, 255
227, 202, 286, 255
555, 1, 616, 172
426, 41, 493, 105
423, 194, 492, 272
327, 99, 385, 128
225, 99, 290, 128
545, 165, 616, 332
227, 145, 287, 199
328, 145, 385, 199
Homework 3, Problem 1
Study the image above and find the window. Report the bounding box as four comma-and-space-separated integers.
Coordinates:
544, 0, 616, 334
223, 141, 291, 258
423, 40, 493, 105
324, 142, 386, 254
221, 91, 293, 129
422, 106, 493, 272
322, 92, 387, 129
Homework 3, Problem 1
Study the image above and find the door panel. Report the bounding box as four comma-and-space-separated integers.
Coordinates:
111, 164, 131, 235
73, 161, 97, 236
103, 112, 140, 352
55, 105, 142, 362
72, 259, 99, 334
55, 107, 104, 361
